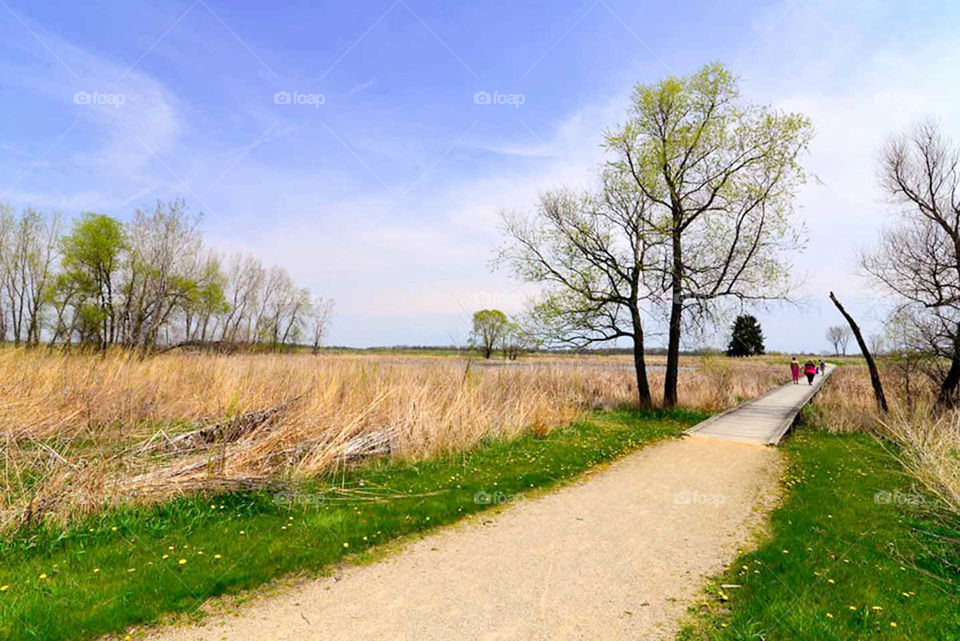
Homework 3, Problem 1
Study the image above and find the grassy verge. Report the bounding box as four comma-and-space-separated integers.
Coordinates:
0, 407, 705, 641
680, 423, 960, 640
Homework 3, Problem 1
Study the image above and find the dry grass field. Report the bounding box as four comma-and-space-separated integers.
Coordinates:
809, 363, 960, 513
0, 348, 786, 529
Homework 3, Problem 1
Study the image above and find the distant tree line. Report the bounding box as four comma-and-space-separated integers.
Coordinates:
0, 198, 333, 352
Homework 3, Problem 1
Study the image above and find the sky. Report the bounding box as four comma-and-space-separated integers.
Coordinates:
2, 0, 960, 351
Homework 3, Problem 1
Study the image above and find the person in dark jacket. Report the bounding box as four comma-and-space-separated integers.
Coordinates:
803, 361, 817, 385
819, 359, 827, 375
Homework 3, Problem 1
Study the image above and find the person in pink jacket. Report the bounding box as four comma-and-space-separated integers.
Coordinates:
790, 356, 800, 384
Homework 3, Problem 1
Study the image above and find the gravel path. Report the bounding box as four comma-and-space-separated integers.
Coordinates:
147, 436, 783, 640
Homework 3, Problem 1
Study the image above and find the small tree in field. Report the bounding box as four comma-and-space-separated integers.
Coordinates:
500, 321, 520, 360
826, 325, 851, 355
604, 62, 812, 406
470, 309, 509, 358
726, 314, 765, 356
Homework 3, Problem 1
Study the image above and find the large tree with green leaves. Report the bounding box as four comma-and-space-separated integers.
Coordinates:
605, 62, 812, 406
60, 213, 126, 349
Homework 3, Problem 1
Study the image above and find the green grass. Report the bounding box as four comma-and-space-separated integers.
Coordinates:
0, 407, 706, 641
680, 424, 960, 640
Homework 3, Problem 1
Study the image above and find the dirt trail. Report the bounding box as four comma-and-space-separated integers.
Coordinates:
147, 436, 783, 640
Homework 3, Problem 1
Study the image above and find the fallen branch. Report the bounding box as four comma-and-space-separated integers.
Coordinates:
829, 291, 888, 412
141, 396, 300, 454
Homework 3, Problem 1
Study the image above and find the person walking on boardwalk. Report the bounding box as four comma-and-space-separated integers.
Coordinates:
790, 356, 800, 384
819, 359, 826, 375
803, 360, 817, 385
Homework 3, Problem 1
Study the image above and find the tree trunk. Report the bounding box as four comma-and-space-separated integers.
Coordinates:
937, 327, 960, 408
829, 292, 888, 413
664, 229, 683, 407
631, 310, 652, 409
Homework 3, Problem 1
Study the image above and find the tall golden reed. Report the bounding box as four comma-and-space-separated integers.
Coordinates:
0, 348, 785, 528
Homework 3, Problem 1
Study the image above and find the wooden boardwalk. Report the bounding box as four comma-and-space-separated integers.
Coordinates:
685, 365, 834, 445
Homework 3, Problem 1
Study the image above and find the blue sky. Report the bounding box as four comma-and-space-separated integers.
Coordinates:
2, 0, 960, 350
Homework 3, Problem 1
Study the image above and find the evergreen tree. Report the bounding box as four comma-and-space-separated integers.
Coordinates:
727, 315, 765, 356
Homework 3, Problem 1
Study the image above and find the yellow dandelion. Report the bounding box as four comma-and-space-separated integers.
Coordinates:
168, 546, 174, 551
162, 554, 169, 559
111, 527, 118, 532
848, 605, 856, 611
239, 530, 245, 535
890, 622, 897, 628
827, 579, 835, 584
93, 568, 100, 573
210, 504, 216, 509
871, 606, 883, 611
214, 554, 222, 559
781, 549, 789, 554
825, 613, 834, 619
38, 573, 48, 580
178, 558, 187, 565
127, 568, 136, 573
0, 585, 9, 592
343, 542, 349, 548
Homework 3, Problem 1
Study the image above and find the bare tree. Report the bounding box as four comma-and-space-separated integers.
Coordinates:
868, 333, 885, 356
862, 120, 960, 406
119, 199, 203, 351
826, 325, 850, 355
501, 317, 534, 360
604, 63, 812, 406
0, 207, 62, 345
309, 296, 334, 353
500, 177, 663, 407
220, 253, 265, 343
